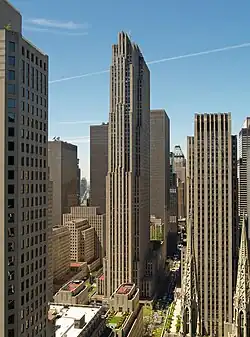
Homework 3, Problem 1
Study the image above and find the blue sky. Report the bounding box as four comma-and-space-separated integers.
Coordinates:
13, 0, 250, 180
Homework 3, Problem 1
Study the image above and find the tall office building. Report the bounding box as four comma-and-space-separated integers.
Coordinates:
239, 118, 250, 224
173, 145, 186, 219
168, 152, 178, 256
186, 113, 238, 337
90, 123, 108, 214
150, 109, 170, 257
48, 140, 79, 226
105, 32, 150, 297
0, 1, 49, 335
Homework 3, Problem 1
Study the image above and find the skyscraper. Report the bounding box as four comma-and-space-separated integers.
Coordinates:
239, 118, 250, 225
168, 152, 178, 256
0, 1, 49, 335
186, 113, 237, 337
150, 109, 170, 257
90, 123, 108, 213
173, 145, 186, 219
105, 32, 150, 297
48, 140, 79, 226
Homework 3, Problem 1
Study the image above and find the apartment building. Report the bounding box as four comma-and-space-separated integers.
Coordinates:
48, 140, 79, 226
90, 123, 108, 214
0, 1, 49, 336
105, 32, 150, 297
63, 218, 95, 264
52, 226, 70, 281
186, 113, 238, 337
63, 206, 106, 260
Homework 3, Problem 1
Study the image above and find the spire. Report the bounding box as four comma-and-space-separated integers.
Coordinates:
232, 214, 250, 337
180, 214, 201, 335
234, 213, 250, 310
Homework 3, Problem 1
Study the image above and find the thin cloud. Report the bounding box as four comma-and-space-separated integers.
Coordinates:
59, 120, 102, 125
23, 26, 88, 36
50, 70, 109, 84
49, 42, 250, 84
26, 18, 89, 30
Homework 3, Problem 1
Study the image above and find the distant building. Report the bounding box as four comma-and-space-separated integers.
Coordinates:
80, 177, 88, 198
52, 226, 70, 281
90, 123, 108, 214
173, 145, 186, 219
239, 118, 250, 234
168, 152, 178, 256
48, 139, 79, 225
150, 109, 170, 258
63, 206, 106, 261
63, 218, 95, 264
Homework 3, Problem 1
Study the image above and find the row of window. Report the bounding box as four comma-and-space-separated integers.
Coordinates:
8, 41, 47, 71
8, 155, 47, 168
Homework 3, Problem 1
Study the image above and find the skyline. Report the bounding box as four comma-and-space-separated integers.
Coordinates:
11, 0, 250, 180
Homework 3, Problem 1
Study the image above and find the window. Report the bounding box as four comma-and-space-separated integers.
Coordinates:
8, 128, 15, 137
8, 156, 14, 165
8, 112, 15, 123
9, 41, 15, 52
8, 142, 14, 151
8, 84, 15, 94
8, 300, 15, 310
8, 99, 16, 108
8, 70, 15, 80
8, 185, 14, 194
8, 170, 14, 180
8, 56, 15, 66
8, 199, 14, 208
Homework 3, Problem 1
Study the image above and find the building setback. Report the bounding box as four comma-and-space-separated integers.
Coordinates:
90, 123, 108, 214
105, 32, 150, 297
48, 140, 79, 226
0, 1, 49, 335
186, 113, 238, 337
150, 109, 170, 257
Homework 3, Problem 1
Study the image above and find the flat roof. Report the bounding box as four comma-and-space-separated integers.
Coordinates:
62, 280, 84, 292
50, 304, 101, 337
70, 262, 84, 268
116, 283, 133, 295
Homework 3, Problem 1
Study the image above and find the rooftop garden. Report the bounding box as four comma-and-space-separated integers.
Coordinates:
107, 312, 129, 330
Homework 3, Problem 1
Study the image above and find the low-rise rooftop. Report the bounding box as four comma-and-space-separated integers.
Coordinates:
116, 283, 133, 295
62, 280, 84, 293
49, 304, 101, 337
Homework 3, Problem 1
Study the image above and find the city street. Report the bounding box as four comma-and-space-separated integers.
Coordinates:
143, 260, 180, 336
